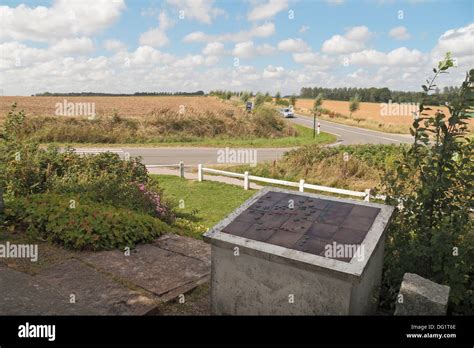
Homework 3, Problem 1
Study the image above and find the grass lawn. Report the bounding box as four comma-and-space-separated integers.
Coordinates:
41, 124, 336, 148
154, 174, 254, 229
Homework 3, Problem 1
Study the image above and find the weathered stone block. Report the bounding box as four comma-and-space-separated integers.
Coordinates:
395, 273, 450, 315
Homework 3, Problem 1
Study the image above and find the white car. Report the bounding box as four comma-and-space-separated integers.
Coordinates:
280, 107, 294, 118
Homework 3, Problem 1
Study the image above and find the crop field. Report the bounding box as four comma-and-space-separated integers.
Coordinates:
0, 96, 337, 146
295, 99, 473, 133
0, 96, 242, 119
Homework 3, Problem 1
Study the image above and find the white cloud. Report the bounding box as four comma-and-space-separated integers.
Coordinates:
202, 42, 226, 56
50, 37, 95, 55
292, 52, 333, 70
345, 26, 371, 41
0, 41, 54, 69
139, 27, 170, 48
166, 0, 226, 24
322, 35, 364, 54
431, 23, 474, 60
322, 26, 372, 54
127, 46, 175, 66
348, 47, 426, 66
173, 54, 205, 68
104, 39, 127, 52
278, 38, 311, 52
183, 22, 275, 43
232, 41, 275, 58
182, 31, 207, 43
0, 0, 125, 42
389, 26, 411, 40
139, 11, 174, 48
247, 0, 288, 21
325, 0, 345, 4
262, 65, 285, 79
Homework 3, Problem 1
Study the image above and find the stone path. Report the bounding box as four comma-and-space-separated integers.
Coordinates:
0, 234, 210, 315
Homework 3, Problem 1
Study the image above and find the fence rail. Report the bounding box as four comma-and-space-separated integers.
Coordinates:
146, 162, 185, 178
71, 150, 381, 202
144, 161, 380, 202
198, 164, 374, 202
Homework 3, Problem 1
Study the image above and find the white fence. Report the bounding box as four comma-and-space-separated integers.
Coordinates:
146, 162, 186, 178
147, 162, 385, 202
198, 164, 372, 201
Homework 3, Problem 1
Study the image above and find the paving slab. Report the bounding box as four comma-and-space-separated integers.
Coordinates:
0, 264, 96, 315
0, 234, 211, 315
153, 234, 211, 265
37, 259, 159, 315
76, 243, 210, 298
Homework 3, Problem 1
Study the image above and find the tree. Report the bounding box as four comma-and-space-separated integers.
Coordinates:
289, 94, 297, 108
241, 91, 250, 103
254, 93, 265, 107
380, 53, 473, 314
312, 93, 324, 138
349, 94, 360, 118
275, 91, 281, 104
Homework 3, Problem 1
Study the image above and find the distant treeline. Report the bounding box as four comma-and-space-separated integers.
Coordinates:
299, 86, 461, 105
34, 91, 205, 97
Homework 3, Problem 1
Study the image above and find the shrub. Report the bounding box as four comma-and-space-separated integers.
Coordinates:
276, 99, 290, 106
3, 194, 170, 250
379, 54, 473, 314
173, 217, 208, 239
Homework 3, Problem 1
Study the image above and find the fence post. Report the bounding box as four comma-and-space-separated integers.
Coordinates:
198, 164, 203, 182
179, 161, 184, 178
244, 171, 249, 190
364, 189, 371, 202
299, 179, 305, 192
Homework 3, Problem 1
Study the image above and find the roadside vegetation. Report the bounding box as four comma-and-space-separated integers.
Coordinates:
0, 105, 206, 250
213, 144, 404, 192
0, 101, 335, 147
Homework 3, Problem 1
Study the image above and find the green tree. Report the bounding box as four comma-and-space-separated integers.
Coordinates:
380, 53, 473, 314
241, 91, 250, 103
289, 94, 297, 107
349, 94, 360, 118
275, 91, 281, 104
254, 93, 265, 107
312, 93, 324, 138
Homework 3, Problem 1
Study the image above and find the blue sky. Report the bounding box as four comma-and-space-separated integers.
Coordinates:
1, 0, 473, 95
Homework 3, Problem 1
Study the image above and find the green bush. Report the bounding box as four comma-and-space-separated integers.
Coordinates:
276, 99, 290, 107
3, 194, 170, 250
379, 54, 473, 314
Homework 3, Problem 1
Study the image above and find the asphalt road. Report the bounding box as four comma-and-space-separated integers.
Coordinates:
73, 147, 289, 166
73, 115, 413, 165
290, 113, 413, 145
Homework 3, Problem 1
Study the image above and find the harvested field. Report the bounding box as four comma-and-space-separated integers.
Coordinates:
0, 96, 304, 145
0, 96, 240, 119
295, 99, 473, 133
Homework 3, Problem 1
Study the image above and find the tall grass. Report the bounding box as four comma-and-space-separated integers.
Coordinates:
13, 106, 296, 144
214, 144, 406, 191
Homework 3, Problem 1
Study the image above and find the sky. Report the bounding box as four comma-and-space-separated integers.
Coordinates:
0, 0, 473, 96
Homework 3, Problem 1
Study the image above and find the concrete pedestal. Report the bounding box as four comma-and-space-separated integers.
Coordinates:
204, 187, 394, 315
